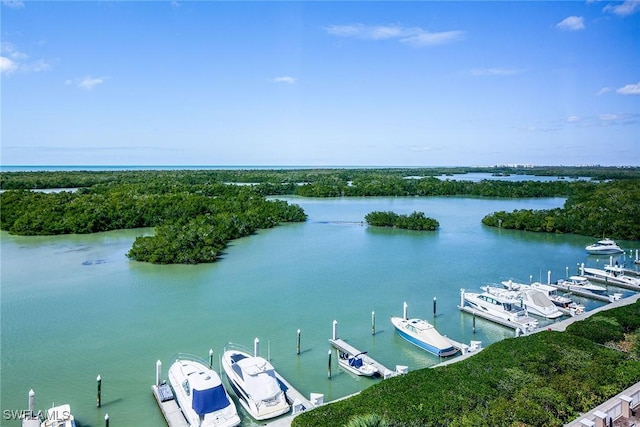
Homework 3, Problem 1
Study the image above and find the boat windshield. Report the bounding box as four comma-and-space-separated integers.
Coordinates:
192, 384, 230, 415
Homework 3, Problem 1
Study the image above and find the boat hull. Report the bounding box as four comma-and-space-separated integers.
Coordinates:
390, 317, 458, 357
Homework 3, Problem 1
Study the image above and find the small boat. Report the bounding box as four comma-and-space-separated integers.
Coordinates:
585, 238, 623, 255
337, 351, 379, 377
582, 267, 640, 289
167, 355, 241, 427
221, 345, 290, 421
461, 288, 538, 333
390, 316, 459, 357
496, 282, 563, 319
41, 404, 76, 427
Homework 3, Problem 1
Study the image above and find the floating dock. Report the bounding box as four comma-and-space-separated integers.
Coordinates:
552, 281, 614, 303
458, 305, 536, 335
329, 338, 401, 378
151, 383, 189, 427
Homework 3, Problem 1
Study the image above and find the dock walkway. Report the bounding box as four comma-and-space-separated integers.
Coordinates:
151, 384, 189, 427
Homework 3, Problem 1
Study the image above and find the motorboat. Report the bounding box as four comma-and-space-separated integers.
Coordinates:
585, 238, 623, 255
221, 345, 290, 421
41, 404, 76, 427
390, 316, 459, 357
167, 356, 241, 427
502, 280, 582, 312
604, 265, 640, 286
461, 288, 538, 333
494, 283, 563, 319
556, 275, 607, 293
337, 351, 379, 377
582, 267, 640, 289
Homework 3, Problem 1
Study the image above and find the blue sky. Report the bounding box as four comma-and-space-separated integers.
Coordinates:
1, 1, 639, 167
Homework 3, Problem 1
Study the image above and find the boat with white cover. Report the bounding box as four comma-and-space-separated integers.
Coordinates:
585, 238, 623, 255
167, 355, 240, 427
582, 267, 640, 290
391, 316, 459, 357
41, 404, 76, 427
496, 282, 563, 319
460, 288, 538, 333
557, 275, 607, 293
221, 345, 290, 421
337, 351, 379, 377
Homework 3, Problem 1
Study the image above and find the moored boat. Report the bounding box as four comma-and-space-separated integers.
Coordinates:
494, 283, 563, 319
337, 351, 379, 377
390, 316, 459, 357
557, 275, 607, 293
460, 288, 538, 333
585, 238, 623, 255
167, 355, 241, 427
41, 404, 76, 427
221, 344, 290, 421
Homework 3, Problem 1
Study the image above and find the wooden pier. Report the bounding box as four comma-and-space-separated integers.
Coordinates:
329, 338, 401, 378
151, 383, 189, 427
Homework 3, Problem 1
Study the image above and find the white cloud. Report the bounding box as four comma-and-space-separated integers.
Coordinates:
78, 76, 106, 90
556, 16, 585, 31
2, 0, 24, 8
272, 76, 296, 84
616, 82, 640, 95
567, 115, 581, 123
604, 0, 640, 16
469, 68, 522, 76
325, 24, 464, 46
1, 41, 51, 73
0, 56, 18, 74
596, 87, 612, 95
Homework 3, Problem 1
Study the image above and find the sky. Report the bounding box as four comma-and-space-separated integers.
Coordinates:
1, 1, 639, 167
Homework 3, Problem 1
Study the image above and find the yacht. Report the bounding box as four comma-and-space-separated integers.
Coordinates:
585, 238, 623, 255
41, 404, 76, 427
556, 275, 607, 293
461, 288, 538, 333
167, 356, 241, 427
498, 281, 563, 319
391, 316, 459, 357
582, 267, 640, 288
221, 345, 290, 421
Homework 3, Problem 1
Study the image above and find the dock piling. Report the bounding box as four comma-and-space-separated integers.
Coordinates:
327, 350, 332, 379
155, 360, 162, 386
96, 375, 102, 408
297, 329, 301, 355
371, 311, 375, 335
209, 349, 213, 368
403, 301, 408, 320
332, 320, 338, 340
472, 311, 476, 333
105, 413, 109, 427
28, 389, 35, 414
254, 338, 260, 357
433, 297, 437, 316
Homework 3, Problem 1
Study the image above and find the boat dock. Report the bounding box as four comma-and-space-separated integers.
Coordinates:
275, 370, 318, 414
329, 338, 401, 378
151, 383, 189, 427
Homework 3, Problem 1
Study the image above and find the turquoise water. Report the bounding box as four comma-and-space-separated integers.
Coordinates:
2, 196, 637, 427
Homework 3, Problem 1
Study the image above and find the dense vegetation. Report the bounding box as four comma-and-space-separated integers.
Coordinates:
0, 182, 306, 264
293, 301, 640, 427
482, 179, 640, 240
365, 211, 439, 231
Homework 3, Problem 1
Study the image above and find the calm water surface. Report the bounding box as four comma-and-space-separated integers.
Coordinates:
2, 196, 638, 427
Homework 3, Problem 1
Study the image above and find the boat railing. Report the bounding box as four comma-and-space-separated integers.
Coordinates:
168, 352, 211, 367
223, 342, 256, 356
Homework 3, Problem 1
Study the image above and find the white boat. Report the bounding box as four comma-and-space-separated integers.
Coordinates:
41, 404, 76, 427
221, 345, 290, 421
582, 267, 640, 289
337, 351, 379, 377
557, 275, 607, 293
167, 356, 241, 427
461, 288, 538, 333
604, 265, 640, 286
390, 316, 459, 357
497, 282, 563, 319
585, 238, 623, 255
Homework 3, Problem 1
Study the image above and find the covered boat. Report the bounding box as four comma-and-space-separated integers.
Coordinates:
390, 316, 459, 357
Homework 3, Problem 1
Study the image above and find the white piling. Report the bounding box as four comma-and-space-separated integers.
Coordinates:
96, 375, 102, 408
209, 349, 214, 368
566, 266, 569, 278
371, 311, 375, 335
547, 270, 551, 285
460, 289, 465, 307
254, 337, 260, 357
610, 255, 613, 266
529, 274, 533, 284
332, 320, 338, 340
581, 263, 585, 275
155, 360, 162, 386
28, 389, 35, 414
297, 329, 301, 355
403, 301, 408, 320
105, 413, 109, 427
433, 297, 437, 316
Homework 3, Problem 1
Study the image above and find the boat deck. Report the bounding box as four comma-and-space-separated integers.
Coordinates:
151, 384, 189, 427
329, 338, 399, 378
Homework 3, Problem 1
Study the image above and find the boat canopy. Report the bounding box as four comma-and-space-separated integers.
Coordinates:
237, 357, 281, 402
191, 384, 231, 415
349, 357, 364, 368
